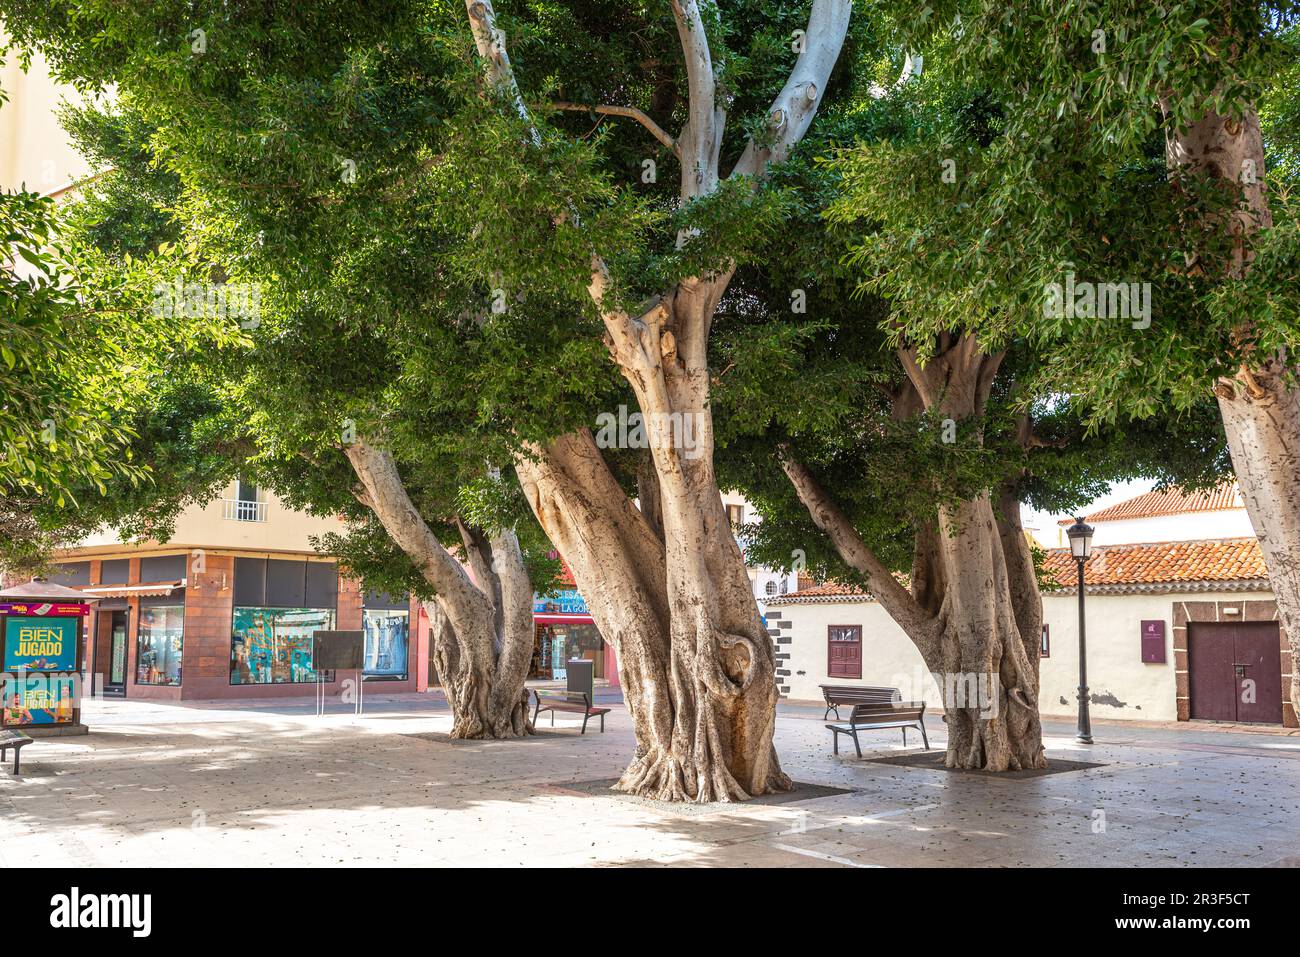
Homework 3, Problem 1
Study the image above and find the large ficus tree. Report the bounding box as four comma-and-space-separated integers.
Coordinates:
359, 0, 860, 798
838, 1, 1300, 722
703, 88, 1232, 770
467, 0, 857, 799
0, 118, 239, 576
4, 1, 864, 793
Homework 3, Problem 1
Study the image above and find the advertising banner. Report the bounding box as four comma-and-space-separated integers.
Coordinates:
4, 615, 79, 671
0, 602, 91, 618
2, 671, 79, 726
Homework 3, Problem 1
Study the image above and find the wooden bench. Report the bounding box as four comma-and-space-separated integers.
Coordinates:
820, 684, 905, 720
826, 700, 929, 758
532, 690, 610, 734
0, 730, 33, 775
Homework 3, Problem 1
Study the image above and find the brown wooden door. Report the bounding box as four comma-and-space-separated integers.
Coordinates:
1233, 623, 1284, 724
827, 625, 862, 679
1189, 622, 1283, 724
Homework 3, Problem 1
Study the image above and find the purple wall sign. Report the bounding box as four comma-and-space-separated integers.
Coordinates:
1140, 619, 1166, 663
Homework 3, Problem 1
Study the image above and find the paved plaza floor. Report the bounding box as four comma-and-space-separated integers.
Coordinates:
3, 691, 1298, 867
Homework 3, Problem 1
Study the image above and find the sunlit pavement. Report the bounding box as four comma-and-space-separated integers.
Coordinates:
2, 691, 1298, 867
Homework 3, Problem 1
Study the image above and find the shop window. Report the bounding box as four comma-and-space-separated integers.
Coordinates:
138, 605, 184, 686
230, 607, 335, 684
363, 609, 409, 680
567, 623, 606, 679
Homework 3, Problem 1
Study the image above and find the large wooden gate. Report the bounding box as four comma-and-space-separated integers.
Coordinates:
1188, 621, 1283, 724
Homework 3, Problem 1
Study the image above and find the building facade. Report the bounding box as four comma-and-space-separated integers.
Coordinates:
765, 484, 1296, 729
46, 481, 429, 701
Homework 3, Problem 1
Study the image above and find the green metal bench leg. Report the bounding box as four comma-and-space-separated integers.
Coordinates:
832, 731, 839, 755
581, 712, 589, 734
851, 729, 862, 759
13, 746, 21, 775
599, 713, 605, 733
902, 727, 907, 747
919, 721, 930, 750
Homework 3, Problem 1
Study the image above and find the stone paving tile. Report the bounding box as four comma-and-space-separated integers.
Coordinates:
2, 696, 1298, 867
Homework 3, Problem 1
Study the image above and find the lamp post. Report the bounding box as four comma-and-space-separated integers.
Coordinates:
1066, 517, 1095, 744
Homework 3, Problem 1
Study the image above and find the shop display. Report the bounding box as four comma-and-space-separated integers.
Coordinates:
230, 607, 334, 684
137, 604, 184, 686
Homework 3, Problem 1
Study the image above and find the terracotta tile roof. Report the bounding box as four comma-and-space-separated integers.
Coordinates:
1040, 538, 1269, 591
769, 537, 1271, 605
780, 580, 870, 600
1057, 481, 1240, 525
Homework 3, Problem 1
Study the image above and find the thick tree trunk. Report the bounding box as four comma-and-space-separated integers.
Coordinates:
1165, 102, 1300, 722
931, 494, 1047, 770
467, 0, 850, 796
517, 430, 790, 800
1217, 364, 1300, 723
345, 439, 533, 738
782, 334, 1047, 770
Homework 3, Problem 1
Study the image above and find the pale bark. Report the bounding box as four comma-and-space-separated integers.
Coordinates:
1217, 364, 1300, 723
1165, 101, 1300, 722
781, 334, 1048, 771
345, 438, 533, 738
466, 0, 853, 798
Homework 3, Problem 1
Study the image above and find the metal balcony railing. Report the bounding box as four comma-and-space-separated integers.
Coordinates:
222, 498, 268, 522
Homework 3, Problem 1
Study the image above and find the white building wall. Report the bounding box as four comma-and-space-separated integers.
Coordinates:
772, 588, 1274, 723
1040, 589, 1274, 722
767, 601, 944, 706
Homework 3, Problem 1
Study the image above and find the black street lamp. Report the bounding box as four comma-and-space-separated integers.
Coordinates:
1066, 517, 1095, 745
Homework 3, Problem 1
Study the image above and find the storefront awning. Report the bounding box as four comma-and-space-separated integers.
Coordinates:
534, 613, 595, 625
82, 580, 185, 599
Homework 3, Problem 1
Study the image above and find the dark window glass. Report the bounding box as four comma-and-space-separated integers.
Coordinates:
48, 562, 90, 586
265, 559, 306, 608
140, 554, 186, 582
234, 557, 266, 607
304, 562, 338, 609
363, 590, 409, 611
98, 559, 129, 585
237, 478, 259, 502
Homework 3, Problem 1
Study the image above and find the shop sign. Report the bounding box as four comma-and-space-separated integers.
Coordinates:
1140, 619, 1166, 663
533, 588, 589, 616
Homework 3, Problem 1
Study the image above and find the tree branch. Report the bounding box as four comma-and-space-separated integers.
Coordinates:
546, 102, 679, 156
779, 448, 940, 658
671, 0, 723, 199
729, 0, 853, 181
464, 0, 538, 140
